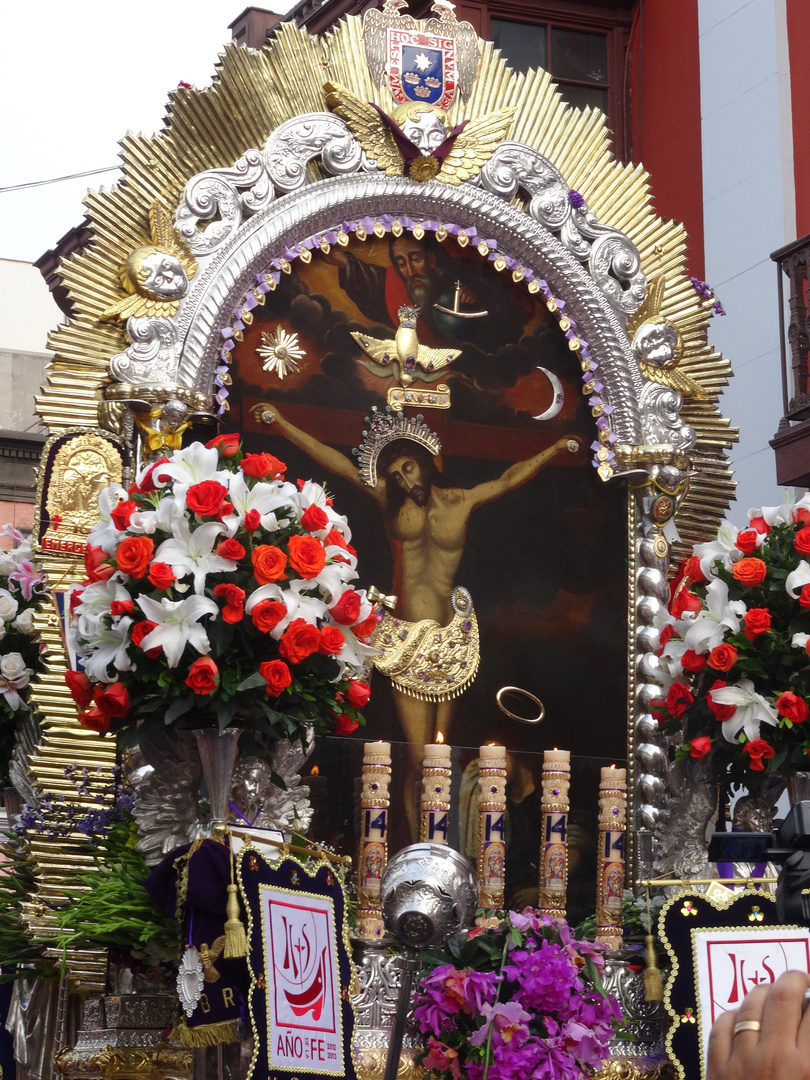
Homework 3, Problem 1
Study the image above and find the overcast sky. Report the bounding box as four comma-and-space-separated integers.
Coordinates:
1, 0, 298, 263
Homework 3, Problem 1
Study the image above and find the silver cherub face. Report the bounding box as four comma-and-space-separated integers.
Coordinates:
141, 251, 189, 300
401, 111, 447, 154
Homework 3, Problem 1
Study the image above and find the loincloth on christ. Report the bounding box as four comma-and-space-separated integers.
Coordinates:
371, 586, 480, 702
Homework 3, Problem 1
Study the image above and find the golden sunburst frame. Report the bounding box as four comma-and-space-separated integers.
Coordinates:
29, 7, 736, 1011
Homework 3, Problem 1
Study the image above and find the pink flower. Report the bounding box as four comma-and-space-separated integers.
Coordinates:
8, 559, 46, 601
469, 1001, 532, 1048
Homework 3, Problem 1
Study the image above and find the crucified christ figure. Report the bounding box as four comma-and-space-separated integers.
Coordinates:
260, 402, 579, 833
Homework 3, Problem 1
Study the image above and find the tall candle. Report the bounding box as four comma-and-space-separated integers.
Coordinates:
421, 740, 452, 845
477, 744, 506, 911
539, 748, 570, 920
595, 765, 627, 949
357, 741, 391, 939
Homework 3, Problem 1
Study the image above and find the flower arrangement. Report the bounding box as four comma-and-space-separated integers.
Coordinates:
413, 910, 620, 1080
657, 492, 810, 786
67, 435, 376, 749
0, 526, 46, 778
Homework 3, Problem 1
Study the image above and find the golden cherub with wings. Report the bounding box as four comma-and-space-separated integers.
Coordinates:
101, 201, 197, 323
628, 274, 704, 398
324, 81, 514, 185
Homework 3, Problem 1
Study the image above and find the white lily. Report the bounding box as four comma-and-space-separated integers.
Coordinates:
155, 442, 232, 501
136, 594, 218, 668
81, 617, 135, 683
312, 562, 358, 605
692, 519, 741, 579
658, 637, 688, 685
288, 579, 329, 626
682, 578, 747, 653
75, 579, 132, 639
0, 676, 28, 711
758, 490, 810, 527
786, 560, 810, 599
154, 518, 233, 595
86, 483, 128, 554
297, 481, 354, 542
221, 474, 298, 536
710, 678, 779, 743
792, 632, 810, 653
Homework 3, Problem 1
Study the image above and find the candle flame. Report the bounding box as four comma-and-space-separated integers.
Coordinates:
310, 766, 320, 776
609, 764, 615, 770
436, 731, 444, 744
554, 747, 558, 751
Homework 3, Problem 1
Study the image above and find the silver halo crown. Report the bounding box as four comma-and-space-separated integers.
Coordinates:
352, 407, 441, 487
397, 304, 419, 328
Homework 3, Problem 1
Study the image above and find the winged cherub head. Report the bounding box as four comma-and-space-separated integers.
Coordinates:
391, 102, 449, 154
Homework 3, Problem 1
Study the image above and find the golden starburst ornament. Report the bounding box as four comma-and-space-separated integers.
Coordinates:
257, 327, 305, 379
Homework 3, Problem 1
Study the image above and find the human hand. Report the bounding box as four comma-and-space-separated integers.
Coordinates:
457, 284, 479, 305
556, 437, 580, 454
707, 971, 810, 1080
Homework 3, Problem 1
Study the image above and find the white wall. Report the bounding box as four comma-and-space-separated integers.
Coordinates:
0, 259, 58, 432
698, 0, 796, 522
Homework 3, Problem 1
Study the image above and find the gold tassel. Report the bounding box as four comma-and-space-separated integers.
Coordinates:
223, 883, 247, 958
170, 1018, 239, 1047
644, 933, 664, 1001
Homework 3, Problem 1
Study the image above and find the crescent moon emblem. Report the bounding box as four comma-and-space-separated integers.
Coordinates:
532, 366, 565, 421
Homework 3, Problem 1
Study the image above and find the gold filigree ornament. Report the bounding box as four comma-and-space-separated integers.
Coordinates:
101, 201, 197, 323
257, 327, 306, 380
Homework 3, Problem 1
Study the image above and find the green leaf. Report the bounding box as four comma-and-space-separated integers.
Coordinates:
237, 671, 267, 691
164, 696, 195, 724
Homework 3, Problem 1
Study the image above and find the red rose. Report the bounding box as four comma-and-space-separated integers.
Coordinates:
671, 587, 701, 620
65, 670, 93, 710
243, 509, 261, 532
93, 682, 130, 718
744, 608, 771, 641
796, 508, 810, 526
78, 706, 110, 734
795, 528, 810, 556
279, 618, 321, 664
319, 626, 345, 655
185, 656, 219, 695
252, 545, 287, 584
749, 515, 771, 535
735, 529, 759, 554
665, 681, 693, 718
657, 625, 674, 653
681, 650, 706, 673
288, 535, 326, 579
131, 620, 161, 658
301, 504, 329, 532
353, 612, 378, 640
259, 659, 292, 696
329, 589, 362, 625
251, 599, 287, 634
110, 500, 138, 531
69, 586, 85, 615
213, 583, 245, 623
346, 680, 371, 709
801, 586, 810, 611
205, 433, 240, 458
708, 680, 735, 722
186, 480, 229, 517
708, 643, 738, 672
743, 739, 775, 771
335, 714, 359, 735
84, 544, 114, 583
325, 529, 355, 555
110, 599, 135, 617
731, 558, 767, 588
129, 457, 169, 495
115, 536, 155, 578
148, 562, 175, 590
776, 691, 809, 723
682, 555, 705, 584
216, 538, 246, 561
689, 736, 712, 760
242, 453, 286, 479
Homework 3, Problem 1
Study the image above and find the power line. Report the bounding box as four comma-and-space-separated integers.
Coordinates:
0, 166, 120, 194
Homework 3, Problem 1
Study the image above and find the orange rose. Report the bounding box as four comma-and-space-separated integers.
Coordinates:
213, 583, 245, 623
796, 528, 810, 555
731, 558, 767, 587
205, 433, 240, 458
735, 529, 759, 554
744, 608, 771, 640
279, 618, 321, 664
708, 643, 738, 672
259, 660, 292, 696
288, 535, 326, 579
353, 612, 378, 640
251, 600, 287, 634
115, 535, 155, 578
319, 626, 345, 655
252, 545, 287, 584
242, 453, 286, 479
